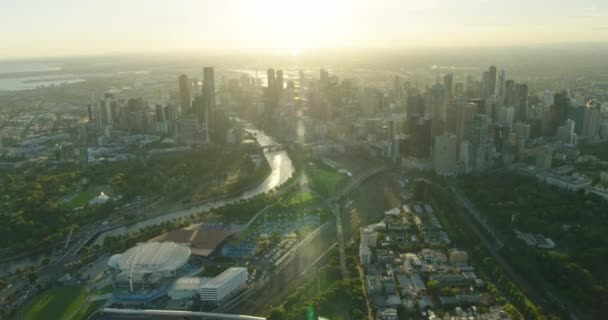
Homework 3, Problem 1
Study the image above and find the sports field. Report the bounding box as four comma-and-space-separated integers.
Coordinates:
23, 285, 88, 320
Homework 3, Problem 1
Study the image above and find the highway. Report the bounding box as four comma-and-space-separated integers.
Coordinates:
330, 164, 391, 280
448, 181, 504, 249
444, 180, 577, 319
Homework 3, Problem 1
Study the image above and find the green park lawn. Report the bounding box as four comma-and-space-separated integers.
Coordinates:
307, 163, 346, 197
72, 299, 106, 320
23, 285, 88, 320
62, 191, 96, 210
284, 191, 316, 207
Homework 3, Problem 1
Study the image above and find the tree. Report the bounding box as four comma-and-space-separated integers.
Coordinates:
267, 307, 286, 320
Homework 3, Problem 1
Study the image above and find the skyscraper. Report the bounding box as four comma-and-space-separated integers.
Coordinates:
504, 80, 515, 105
203, 67, 216, 143
79, 120, 88, 168
453, 96, 476, 156
582, 104, 601, 141
481, 71, 491, 98
428, 83, 446, 122
488, 65, 497, 96
433, 131, 457, 176
496, 69, 505, 98
443, 73, 454, 101
267, 68, 275, 89
550, 91, 570, 135
514, 83, 528, 122
275, 69, 284, 93
178, 74, 191, 115
469, 114, 489, 173
394, 76, 402, 102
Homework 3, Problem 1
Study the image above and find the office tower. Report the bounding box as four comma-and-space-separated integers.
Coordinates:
454, 82, 464, 97
550, 91, 570, 135
178, 74, 191, 115
468, 98, 486, 116
394, 76, 402, 102
412, 118, 432, 158
103, 93, 114, 127
433, 131, 457, 176
275, 69, 284, 92
504, 80, 515, 105
501, 106, 515, 128
485, 95, 502, 123
79, 120, 88, 168
166, 104, 178, 137
465, 74, 476, 98
541, 90, 554, 108
494, 124, 509, 152
155, 104, 167, 134
267, 68, 275, 89
176, 117, 201, 145
446, 100, 457, 134
530, 119, 542, 139
469, 114, 489, 173
481, 71, 491, 98
513, 83, 528, 121
488, 65, 497, 96
567, 105, 585, 135
203, 67, 215, 143
92, 96, 104, 130
459, 141, 471, 174
514, 121, 531, 141
443, 73, 454, 101
406, 89, 424, 116
454, 96, 476, 156
319, 68, 330, 89
497, 69, 505, 98
582, 104, 601, 141
87, 104, 93, 123
557, 119, 577, 144
428, 83, 446, 121
536, 147, 553, 169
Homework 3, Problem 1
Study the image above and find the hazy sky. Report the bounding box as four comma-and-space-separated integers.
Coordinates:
1, 0, 607, 59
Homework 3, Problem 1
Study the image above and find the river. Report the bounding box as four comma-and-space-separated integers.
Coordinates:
92, 128, 293, 244
0, 127, 293, 276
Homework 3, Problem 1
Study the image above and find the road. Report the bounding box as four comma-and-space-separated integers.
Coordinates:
448, 181, 504, 249
330, 164, 391, 280
332, 204, 348, 279
444, 180, 575, 319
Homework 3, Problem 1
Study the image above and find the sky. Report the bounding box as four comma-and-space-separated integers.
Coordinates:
1, 0, 607, 59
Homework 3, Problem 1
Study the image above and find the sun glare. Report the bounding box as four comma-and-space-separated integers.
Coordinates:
238, 0, 348, 50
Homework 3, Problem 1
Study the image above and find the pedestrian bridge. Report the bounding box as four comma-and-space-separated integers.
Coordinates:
101, 308, 265, 320
260, 144, 284, 152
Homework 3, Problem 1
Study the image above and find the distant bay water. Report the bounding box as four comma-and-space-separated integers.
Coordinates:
0, 61, 85, 91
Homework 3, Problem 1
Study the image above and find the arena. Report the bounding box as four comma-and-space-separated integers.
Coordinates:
108, 242, 191, 302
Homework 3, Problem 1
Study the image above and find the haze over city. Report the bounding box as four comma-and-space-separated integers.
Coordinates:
1, 1, 608, 320
2, 0, 608, 58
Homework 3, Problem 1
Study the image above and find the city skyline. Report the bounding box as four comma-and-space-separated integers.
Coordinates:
1, 0, 608, 59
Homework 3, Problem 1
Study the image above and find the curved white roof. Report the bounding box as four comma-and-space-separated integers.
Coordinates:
90, 192, 110, 205
113, 242, 191, 273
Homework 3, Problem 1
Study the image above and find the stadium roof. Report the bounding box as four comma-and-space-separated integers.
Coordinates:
153, 229, 232, 256
109, 241, 190, 273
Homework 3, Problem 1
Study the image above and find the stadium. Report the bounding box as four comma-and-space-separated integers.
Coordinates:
108, 241, 191, 302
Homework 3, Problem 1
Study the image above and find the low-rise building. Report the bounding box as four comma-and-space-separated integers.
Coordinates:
200, 267, 247, 304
